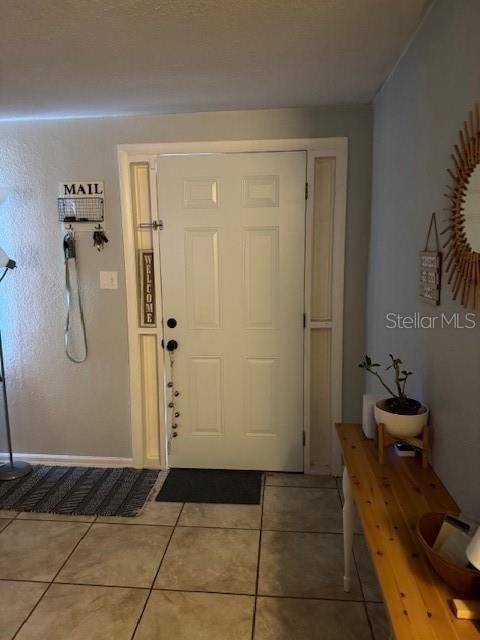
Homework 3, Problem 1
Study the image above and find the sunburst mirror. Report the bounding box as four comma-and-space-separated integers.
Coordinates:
442, 104, 480, 309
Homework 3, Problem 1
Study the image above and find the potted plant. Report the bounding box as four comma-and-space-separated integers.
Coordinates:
359, 354, 429, 438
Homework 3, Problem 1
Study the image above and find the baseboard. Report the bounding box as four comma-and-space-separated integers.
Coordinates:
143, 457, 166, 470
0, 452, 136, 468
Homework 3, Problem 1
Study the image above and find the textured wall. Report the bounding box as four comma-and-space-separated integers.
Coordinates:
0, 105, 372, 458
368, 0, 480, 518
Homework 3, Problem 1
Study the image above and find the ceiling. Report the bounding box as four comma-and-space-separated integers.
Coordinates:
0, 0, 431, 120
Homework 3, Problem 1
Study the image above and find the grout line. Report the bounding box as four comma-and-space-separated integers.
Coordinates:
261, 528, 344, 535
149, 586, 366, 603
175, 523, 261, 531
337, 477, 378, 640
264, 484, 338, 490
354, 562, 378, 640
128, 502, 185, 640
253, 592, 367, 604
363, 601, 378, 640
250, 472, 266, 640
0, 576, 382, 604
0, 518, 17, 534
0, 577, 51, 585
93, 521, 173, 529
14, 516, 97, 524
12, 518, 96, 640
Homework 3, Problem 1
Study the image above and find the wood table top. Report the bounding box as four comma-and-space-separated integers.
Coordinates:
336, 423, 480, 640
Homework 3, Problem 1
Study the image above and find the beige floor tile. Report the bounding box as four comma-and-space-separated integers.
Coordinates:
178, 503, 261, 529
0, 510, 17, 519
254, 597, 372, 640
15, 583, 147, 640
0, 581, 48, 640
367, 602, 391, 640
0, 520, 89, 581
17, 512, 96, 523
56, 523, 172, 588
134, 590, 254, 640
97, 500, 182, 526
258, 531, 362, 599
354, 534, 383, 601
262, 486, 342, 532
266, 473, 337, 489
155, 526, 259, 594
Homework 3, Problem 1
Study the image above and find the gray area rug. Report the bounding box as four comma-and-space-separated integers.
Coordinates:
0, 465, 159, 517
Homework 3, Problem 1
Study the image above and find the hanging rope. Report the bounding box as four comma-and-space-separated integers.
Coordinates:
64, 231, 87, 363
167, 349, 178, 444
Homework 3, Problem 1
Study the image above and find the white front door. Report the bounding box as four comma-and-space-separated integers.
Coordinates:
157, 151, 306, 470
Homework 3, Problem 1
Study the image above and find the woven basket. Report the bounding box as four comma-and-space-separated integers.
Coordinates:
416, 513, 480, 597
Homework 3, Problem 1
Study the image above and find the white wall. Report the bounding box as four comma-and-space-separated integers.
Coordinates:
0, 106, 372, 459
368, 0, 480, 518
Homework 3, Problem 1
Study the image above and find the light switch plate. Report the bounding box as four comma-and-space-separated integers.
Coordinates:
100, 271, 118, 290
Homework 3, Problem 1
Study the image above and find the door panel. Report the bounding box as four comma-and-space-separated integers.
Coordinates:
185, 229, 221, 328
157, 151, 306, 470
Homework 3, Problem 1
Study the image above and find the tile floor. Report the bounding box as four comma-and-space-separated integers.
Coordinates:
0, 472, 390, 639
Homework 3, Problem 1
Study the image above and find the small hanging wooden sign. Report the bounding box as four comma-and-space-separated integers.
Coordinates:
139, 250, 156, 326
419, 213, 442, 305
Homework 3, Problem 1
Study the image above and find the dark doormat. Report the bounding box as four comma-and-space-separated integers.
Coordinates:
156, 468, 262, 505
0, 465, 159, 517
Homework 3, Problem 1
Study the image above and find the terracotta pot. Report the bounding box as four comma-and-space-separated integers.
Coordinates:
374, 399, 429, 438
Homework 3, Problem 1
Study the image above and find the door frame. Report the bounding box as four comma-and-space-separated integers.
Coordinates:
118, 138, 348, 475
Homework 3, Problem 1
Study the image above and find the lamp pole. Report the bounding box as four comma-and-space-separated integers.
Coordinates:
0, 248, 32, 480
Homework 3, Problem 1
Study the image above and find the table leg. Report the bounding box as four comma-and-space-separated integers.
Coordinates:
342, 465, 354, 592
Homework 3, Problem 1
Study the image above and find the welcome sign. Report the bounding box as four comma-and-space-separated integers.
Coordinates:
139, 250, 156, 326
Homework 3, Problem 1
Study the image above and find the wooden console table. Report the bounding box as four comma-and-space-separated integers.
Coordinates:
336, 423, 479, 640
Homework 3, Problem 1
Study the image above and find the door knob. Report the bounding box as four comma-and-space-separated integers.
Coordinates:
166, 339, 178, 351
167, 318, 177, 328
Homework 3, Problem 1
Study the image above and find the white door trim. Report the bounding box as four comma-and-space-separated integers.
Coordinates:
118, 138, 348, 473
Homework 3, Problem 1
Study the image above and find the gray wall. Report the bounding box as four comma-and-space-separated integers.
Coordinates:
368, 0, 480, 518
0, 105, 372, 459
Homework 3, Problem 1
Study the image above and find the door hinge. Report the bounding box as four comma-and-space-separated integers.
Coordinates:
137, 220, 163, 231
303, 313, 306, 328
305, 182, 309, 200
302, 432, 306, 447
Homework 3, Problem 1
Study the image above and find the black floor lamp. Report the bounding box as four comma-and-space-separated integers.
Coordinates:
0, 245, 32, 480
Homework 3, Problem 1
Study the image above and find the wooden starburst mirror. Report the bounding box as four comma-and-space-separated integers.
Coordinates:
442, 104, 480, 309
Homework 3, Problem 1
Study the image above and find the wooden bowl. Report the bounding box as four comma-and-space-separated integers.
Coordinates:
416, 512, 480, 597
